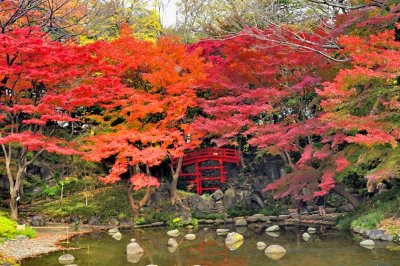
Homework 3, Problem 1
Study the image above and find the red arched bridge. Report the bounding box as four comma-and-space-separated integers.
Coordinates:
178, 148, 241, 194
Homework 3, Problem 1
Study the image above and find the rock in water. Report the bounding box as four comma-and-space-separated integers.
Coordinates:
112, 232, 122, 240
307, 227, 317, 233
108, 228, 119, 234
58, 254, 75, 264
302, 232, 311, 241
266, 231, 280, 238
265, 245, 286, 260
234, 218, 247, 227
225, 232, 244, 250
257, 242, 267, 250
225, 232, 244, 244
265, 225, 280, 232
127, 253, 143, 263
360, 239, 375, 248
216, 228, 230, 235
127, 242, 144, 255
168, 238, 179, 247
167, 229, 180, 237
184, 234, 196, 240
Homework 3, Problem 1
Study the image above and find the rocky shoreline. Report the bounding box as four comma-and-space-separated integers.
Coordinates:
0, 224, 92, 261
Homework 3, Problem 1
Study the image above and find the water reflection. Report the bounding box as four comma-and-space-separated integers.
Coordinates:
23, 226, 400, 266
127, 253, 143, 264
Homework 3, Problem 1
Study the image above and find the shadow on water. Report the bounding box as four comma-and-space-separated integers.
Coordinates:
22, 225, 400, 266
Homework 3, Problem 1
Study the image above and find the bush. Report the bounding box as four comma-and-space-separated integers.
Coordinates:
337, 186, 400, 230
0, 215, 37, 240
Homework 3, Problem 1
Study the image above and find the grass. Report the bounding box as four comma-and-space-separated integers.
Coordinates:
337, 186, 400, 231
0, 210, 37, 241
39, 184, 140, 221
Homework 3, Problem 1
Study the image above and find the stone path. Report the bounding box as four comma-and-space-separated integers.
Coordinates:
0, 224, 91, 260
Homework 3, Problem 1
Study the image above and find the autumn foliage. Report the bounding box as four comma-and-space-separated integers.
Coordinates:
1, 0, 400, 220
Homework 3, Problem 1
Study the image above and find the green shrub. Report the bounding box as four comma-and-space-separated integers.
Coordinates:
0, 216, 37, 240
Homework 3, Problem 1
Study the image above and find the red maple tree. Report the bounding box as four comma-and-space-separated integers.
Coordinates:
81, 25, 206, 214
0, 27, 101, 219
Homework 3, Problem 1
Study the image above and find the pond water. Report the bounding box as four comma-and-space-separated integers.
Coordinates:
23, 225, 400, 266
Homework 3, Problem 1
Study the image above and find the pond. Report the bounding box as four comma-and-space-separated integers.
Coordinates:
23, 225, 400, 266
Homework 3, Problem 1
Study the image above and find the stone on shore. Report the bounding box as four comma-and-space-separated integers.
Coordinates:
167, 229, 180, 237
184, 234, 196, 240
265, 225, 280, 232
235, 218, 247, 227
168, 238, 179, 247
368, 229, 384, 240
127, 242, 144, 255
31, 215, 46, 227
380, 234, 394, 241
257, 241, 267, 250
265, 245, 286, 260
58, 254, 75, 264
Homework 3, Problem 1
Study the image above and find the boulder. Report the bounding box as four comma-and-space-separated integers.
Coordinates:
246, 216, 259, 223
211, 189, 224, 202
265, 225, 280, 232
168, 238, 179, 247
214, 218, 224, 225
368, 229, 384, 240
380, 234, 394, 241
184, 234, 196, 240
223, 188, 236, 209
307, 227, 317, 233
256, 241, 267, 250
268, 216, 278, 221
225, 232, 244, 245
112, 232, 122, 240
225, 233, 244, 251
278, 215, 290, 220
58, 254, 75, 264
150, 222, 164, 227
360, 239, 375, 248
167, 229, 180, 237
127, 242, 144, 255
108, 218, 120, 227
265, 245, 286, 260
302, 232, 311, 241
216, 229, 230, 235
88, 216, 101, 226
31, 215, 46, 227
127, 253, 143, 263
266, 231, 280, 238
235, 218, 247, 227
108, 228, 119, 234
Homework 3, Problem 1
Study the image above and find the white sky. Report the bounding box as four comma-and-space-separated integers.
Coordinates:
160, 0, 178, 27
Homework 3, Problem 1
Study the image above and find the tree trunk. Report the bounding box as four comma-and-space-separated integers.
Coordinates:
333, 185, 360, 208
9, 189, 18, 221
127, 184, 152, 218
170, 157, 183, 204
127, 185, 140, 218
